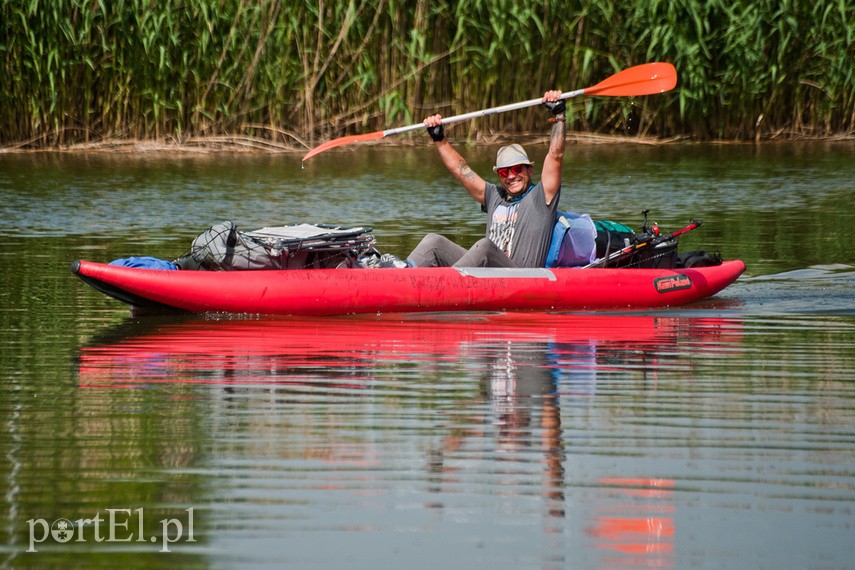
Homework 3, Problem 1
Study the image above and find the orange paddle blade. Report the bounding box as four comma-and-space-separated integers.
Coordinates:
302, 130, 385, 162
584, 62, 677, 97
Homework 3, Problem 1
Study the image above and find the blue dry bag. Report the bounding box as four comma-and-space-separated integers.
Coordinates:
109, 256, 179, 270
545, 212, 598, 268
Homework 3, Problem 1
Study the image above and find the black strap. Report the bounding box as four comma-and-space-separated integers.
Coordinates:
223, 224, 238, 268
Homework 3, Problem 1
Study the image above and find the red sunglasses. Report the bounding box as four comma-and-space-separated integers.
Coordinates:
496, 164, 527, 178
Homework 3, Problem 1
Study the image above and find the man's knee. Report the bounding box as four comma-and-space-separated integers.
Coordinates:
470, 237, 494, 252
420, 233, 449, 247
459, 238, 515, 268
409, 233, 461, 267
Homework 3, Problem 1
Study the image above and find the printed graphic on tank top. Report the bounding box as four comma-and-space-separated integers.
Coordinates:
489, 202, 520, 256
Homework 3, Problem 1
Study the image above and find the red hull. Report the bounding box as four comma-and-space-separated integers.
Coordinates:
73, 260, 745, 316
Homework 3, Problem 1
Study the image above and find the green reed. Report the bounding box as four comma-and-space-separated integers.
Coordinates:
1, 0, 852, 148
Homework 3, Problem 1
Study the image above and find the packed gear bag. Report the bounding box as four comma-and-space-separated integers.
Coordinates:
545, 212, 598, 268
677, 250, 722, 268
547, 213, 681, 269
608, 238, 679, 269
593, 220, 635, 259
175, 221, 376, 270
109, 256, 179, 270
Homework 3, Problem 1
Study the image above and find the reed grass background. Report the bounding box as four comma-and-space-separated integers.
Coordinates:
1, 0, 853, 150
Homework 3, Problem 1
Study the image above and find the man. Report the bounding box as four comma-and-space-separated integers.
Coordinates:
407, 90, 566, 268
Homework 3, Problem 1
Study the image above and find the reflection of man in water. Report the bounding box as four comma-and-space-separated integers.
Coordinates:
488, 341, 556, 444
428, 340, 580, 522
487, 341, 565, 520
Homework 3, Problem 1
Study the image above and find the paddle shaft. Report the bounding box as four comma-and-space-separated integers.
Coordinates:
382, 88, 586, 137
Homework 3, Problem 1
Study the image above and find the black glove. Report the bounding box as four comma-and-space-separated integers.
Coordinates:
427, 123, 445, 142
543, 99, 566, 116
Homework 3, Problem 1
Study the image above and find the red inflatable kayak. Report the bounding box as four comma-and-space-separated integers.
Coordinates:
72, 259, 745, 316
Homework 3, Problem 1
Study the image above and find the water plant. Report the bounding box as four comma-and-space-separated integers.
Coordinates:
0, 0, 851, 148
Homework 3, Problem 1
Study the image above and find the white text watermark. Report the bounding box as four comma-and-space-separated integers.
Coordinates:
27, 508, 195, 553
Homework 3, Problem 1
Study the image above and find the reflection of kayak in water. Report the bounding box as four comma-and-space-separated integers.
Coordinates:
76, 313, 744, 388
72, 259, 745, 316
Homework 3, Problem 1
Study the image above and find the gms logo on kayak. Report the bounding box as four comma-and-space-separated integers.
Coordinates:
654, 274, 693, 294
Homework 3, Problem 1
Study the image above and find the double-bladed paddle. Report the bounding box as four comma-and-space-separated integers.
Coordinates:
302, 62, 677, 161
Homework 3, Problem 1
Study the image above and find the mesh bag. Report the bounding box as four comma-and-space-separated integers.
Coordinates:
592, 219, 679, 269
606, 238, 679, 269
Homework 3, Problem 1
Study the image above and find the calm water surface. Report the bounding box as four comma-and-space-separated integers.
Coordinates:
1, 142, 854, 568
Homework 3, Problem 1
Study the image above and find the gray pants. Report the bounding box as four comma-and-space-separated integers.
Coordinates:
407, 233, 517, 268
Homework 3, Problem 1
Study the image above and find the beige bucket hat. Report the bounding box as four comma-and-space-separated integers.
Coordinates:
492, 144, 535, 172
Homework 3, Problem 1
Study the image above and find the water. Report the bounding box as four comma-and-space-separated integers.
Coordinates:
1, 142, 854, 568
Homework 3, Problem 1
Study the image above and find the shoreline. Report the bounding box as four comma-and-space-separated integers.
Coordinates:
2, 131, 853, 155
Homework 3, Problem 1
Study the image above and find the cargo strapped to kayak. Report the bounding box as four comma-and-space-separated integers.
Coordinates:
175, 221, 377, 270
547, 211, 679, 269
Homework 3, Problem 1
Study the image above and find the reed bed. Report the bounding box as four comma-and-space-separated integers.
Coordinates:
1, 0, 852, 149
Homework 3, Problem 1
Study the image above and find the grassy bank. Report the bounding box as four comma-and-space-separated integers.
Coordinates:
1, 0, 852, 150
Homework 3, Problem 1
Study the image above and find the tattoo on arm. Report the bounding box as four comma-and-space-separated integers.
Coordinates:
549, 120, 566, 154
456, 158, 476, 180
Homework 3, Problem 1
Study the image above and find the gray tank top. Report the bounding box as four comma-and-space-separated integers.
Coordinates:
483, 181, 560, 268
